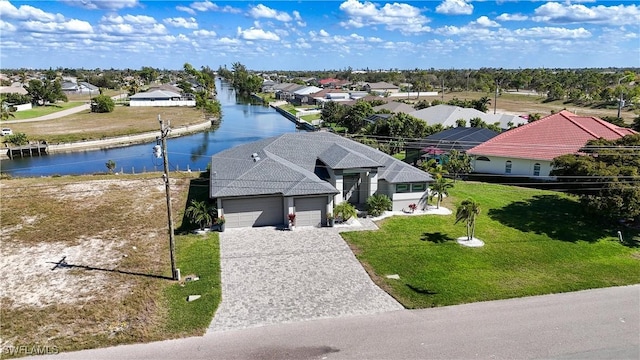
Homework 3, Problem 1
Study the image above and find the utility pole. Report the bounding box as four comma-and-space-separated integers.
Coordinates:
494, 80, 499, 114
157, 115, 179, 281
617, 74, 633, 119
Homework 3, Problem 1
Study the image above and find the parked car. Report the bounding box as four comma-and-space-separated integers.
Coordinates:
1, 128, 13, 136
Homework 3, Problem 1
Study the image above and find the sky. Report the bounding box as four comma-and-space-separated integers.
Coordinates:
1, 0, 639, 71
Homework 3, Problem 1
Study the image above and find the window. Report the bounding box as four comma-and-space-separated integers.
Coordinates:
412, 183, 426, 192
505, 160, 512, 174
533, 163, 541, 176
396, 184, 410, 193
476, 156, 490, 161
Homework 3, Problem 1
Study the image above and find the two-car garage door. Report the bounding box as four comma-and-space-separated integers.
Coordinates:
223, 197, 283, 228
222, 196, 328, 228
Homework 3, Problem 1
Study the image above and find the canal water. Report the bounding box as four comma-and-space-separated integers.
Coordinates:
0, 80, 298, 177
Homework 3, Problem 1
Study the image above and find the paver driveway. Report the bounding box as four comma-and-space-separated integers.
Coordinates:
208, 223, 403, 332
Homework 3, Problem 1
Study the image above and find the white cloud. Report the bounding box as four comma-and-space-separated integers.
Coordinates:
164, 17, 198, 29
22, 19, 93, 34
193, 29, 217, 37
513, 27, 591, 39
496, 13, 528, 21
122, 15, 156, 25
0, 19, 17, 32
98, 15, 166, 36
190, 1, 241, 14
0, 2, 64, 22
190, 1, 219, 12
248, 4, 293, 22
533, 2, 640, 26
176, 5, 196, 15
473, 16, 500, 28
338, 0, 431, 34
60, 0, 139, 11
319, 29, 330, 37
436, 0, 473, 15
237, 27, 280, 41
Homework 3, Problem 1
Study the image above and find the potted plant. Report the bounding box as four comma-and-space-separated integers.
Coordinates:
214, 216, 225, 232
408, 203, 417, 213
326, 213, 335, 227
288, 213, 296, 230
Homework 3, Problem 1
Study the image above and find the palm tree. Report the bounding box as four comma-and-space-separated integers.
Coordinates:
455, 198, 481, 241
185, 199, 216, 230
430, 177, 454, 209
1, 101, 16, 121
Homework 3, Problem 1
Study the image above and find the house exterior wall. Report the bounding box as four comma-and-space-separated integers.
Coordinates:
378, 180, 429, 211
472, 156, 553, 177
129, 100, 196, 107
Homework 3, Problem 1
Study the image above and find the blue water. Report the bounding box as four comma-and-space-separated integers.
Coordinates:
0, 81, 298, 177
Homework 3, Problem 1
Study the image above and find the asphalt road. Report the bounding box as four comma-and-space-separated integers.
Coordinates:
26, 285, 639, 360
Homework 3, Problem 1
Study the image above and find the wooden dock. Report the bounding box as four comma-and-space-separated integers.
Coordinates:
6, 142, 48, 159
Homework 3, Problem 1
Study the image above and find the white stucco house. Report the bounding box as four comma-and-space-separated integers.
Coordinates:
128, 90, 195, 107
210, 132, 433, 228
467, 110, 637, 178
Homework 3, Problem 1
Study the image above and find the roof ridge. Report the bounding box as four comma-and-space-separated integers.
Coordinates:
563, 113, 602, 139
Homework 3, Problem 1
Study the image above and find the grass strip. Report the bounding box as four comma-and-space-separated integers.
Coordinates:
163, 233, 221, 336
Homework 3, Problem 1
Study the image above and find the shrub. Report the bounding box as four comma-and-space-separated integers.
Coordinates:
4, 132, 28, 146
366, 194, 392, 217
92, 94, 115, 113
334, 202, 357, 222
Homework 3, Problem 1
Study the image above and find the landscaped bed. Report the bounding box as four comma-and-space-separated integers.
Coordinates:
341, 181, 640, 309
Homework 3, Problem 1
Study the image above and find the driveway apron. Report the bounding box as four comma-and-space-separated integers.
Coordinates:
208, 223, 403, 332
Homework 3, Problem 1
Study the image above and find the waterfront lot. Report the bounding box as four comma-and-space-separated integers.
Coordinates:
4, 106, 206, 144
0, 173, 220, 355
342, 182, 640, 309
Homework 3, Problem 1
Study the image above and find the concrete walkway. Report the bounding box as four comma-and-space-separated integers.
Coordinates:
208, 222, 403, 332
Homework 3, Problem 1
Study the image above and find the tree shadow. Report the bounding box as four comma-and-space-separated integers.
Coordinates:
406, 284, 438, 295
488, 194, 613, 243
420, 232, 454, 243
48, 256, 172, 280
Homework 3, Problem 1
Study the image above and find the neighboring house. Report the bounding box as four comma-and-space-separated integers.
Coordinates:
291, 86, 323, 105
363, 113, 392, 125
404, 127, 500, 165
0, 85, 28, 96
373, 101, 416, 114
77, 82, 99, 95
261, 79, 277, 92
364, 82, 400, 95
273, 83, 306, 101
409, 104, 527, 129
210, 132, 433, 228
128, 90, 195, 107
467, 110, 638, 177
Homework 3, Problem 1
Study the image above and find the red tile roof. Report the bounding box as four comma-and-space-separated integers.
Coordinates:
467, 110, 637, 161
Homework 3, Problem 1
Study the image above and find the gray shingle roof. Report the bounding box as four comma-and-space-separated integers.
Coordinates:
210, 132, 432, 198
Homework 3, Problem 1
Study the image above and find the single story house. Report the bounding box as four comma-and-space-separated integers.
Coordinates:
128, 90, 195, 107
405, 127, 500, 165
467, 110, 637, 178
210, 132, 433, 228
410, 104, 527, 129
373, 101, 416, 114
363, 82, 400, 95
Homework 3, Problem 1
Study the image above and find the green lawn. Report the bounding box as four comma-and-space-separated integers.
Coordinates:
163, 233, 221, 336
9, 102, 84, 120
342, 182, 640, 309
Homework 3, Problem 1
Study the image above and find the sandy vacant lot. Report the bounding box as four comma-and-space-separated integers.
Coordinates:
0, 174, 195, 351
